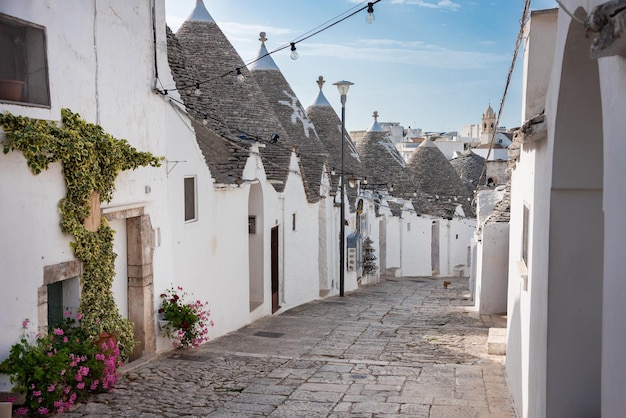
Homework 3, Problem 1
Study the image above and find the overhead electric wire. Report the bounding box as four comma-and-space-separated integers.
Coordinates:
477, 0, 532, 190
167, 0, 380, 91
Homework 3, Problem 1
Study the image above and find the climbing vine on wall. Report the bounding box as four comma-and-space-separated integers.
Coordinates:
0, 109, 162, 359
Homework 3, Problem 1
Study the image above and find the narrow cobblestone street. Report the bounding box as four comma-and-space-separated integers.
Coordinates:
67, 277, 515, 417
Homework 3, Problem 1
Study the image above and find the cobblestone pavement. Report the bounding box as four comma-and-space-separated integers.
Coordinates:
66, 277, 516, 417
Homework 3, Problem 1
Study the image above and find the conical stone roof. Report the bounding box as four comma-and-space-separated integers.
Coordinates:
166, 26, 250, 185
407, 139, 473, 216
355, 111, 410, 194
174, 0, 293, 192
250, 33, 329, 203
305, 76, 364, 201
450, 150, 486, 193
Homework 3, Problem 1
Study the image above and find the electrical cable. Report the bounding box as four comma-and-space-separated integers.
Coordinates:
170, 0, 380, 90
477, 0, 532, 189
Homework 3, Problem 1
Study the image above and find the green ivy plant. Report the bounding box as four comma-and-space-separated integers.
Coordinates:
0, 109, 162, 360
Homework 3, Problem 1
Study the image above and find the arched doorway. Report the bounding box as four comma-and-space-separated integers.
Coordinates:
546, 7, 603, 416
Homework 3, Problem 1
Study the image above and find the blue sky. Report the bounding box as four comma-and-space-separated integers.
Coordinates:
164, 0, 557, 133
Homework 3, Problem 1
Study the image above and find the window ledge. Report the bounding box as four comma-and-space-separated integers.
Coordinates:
517, 113, 547, 144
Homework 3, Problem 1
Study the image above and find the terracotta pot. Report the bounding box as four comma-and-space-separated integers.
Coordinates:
0, 80, 24, 102
97, 332, 118, 354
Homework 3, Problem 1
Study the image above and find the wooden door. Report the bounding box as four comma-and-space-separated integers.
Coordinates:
271, 226, 280, 313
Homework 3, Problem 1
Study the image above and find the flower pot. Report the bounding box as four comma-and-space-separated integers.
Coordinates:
158, 319, 170, 331
96, 332, 118, 354
0, 80, 24, 102
0, 402, 11, 418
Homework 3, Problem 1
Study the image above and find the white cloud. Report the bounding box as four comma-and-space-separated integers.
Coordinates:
298, 38, 508, 70
390, 0, 461, 11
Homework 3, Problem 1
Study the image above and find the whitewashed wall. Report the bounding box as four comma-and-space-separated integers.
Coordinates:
474, 222, 509, 314
280, 154, 321, 310
0, 0, 174, 383
400, 215, 432, 277
384, 216, 402, 276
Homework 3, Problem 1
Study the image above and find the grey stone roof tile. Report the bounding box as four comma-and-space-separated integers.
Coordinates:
450, 150, 487, 193
251, 34, 329, 203
173, 16, 293, 192
305, 77, 364, 204
407, 139, 474, 217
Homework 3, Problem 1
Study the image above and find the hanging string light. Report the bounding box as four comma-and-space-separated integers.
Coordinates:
366, 2, 375, 24
163, 0, 381, 93
235, 68, 245, 85
290, 43, 299, 60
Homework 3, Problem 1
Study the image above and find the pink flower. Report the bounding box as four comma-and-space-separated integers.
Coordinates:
32, 390, 42, 397
53, 328, 64, 336
90, 380, 99, 391
63, 336, 68, 343
76, 313, 83, 320
47, 384, 55, 392
38, 406, 49, 414
60, 369, 66, 376
77, 382, 85, 390
6, 395, 16, 403
64, 310, 72, 318
54, 400, 63, 408
16, 407, 29, 416
63, 386, 71, 395
22, 319, 30, 328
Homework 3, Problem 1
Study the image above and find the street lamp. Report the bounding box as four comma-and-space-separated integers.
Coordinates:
333, 80, 353, 297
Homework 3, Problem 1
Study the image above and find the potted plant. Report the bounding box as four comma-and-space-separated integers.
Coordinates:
0, 311, 122, 416
158, 286, 213, 349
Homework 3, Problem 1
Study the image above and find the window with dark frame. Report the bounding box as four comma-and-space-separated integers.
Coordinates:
522, 203, 529, 265
0, 13, 50, 106
248, 216, 256, 234
184, 177, 196, 222
292, 213, 296, 231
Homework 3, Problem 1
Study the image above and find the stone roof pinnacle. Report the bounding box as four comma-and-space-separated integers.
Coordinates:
187, 0, 214, 22
249, 32, 280, 71
367, 111, 384, 132
310, 76, 332, 107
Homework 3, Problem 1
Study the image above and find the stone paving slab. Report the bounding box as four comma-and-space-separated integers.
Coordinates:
62, 276, 516, 417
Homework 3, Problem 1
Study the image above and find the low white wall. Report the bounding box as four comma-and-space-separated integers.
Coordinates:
475, 222, 509, 314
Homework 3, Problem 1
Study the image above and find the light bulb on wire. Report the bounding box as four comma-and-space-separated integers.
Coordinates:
202, 114, 209, 126
235, 68, 245, 85
290, 43, 299, 60
366, 2, 375, 24
194, 83, 202, 96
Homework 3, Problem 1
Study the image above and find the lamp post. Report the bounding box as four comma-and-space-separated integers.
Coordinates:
333, 80, 353, 297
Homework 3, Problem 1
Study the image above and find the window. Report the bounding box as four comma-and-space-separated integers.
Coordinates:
47, 277, 80, 329
522, 203, 529, 265
184, 177, 196, 222
0, 13, 50, 106
292, 213, 296, 231
248, 216, 257, 234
